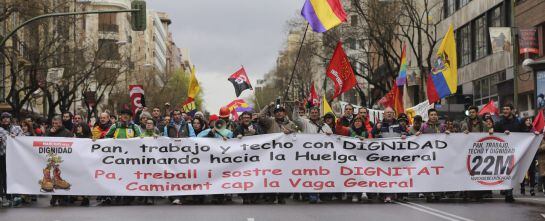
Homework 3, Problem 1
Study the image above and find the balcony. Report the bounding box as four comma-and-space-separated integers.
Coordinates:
99, 24, 119, 33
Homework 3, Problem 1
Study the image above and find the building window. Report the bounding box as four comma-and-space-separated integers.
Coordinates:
444, 0, 455, 18
488, 4, 504, 27
474, 72, 502, 106
474, 15, 487, 59
97, 39, 120, 60
98, 13, 118, 32
458, 25, 471, 66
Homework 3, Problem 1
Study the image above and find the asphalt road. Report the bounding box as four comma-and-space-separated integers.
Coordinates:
1, 197, 545, 221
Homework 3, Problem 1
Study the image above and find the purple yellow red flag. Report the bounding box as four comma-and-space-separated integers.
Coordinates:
301, 0, 347, 33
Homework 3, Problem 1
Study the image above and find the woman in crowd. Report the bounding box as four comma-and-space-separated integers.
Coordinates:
348, 116, 372, 203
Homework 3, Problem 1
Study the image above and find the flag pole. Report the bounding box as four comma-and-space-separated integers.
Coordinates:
283, 23, 310, 100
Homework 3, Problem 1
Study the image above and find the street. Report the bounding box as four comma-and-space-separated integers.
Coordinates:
1, 196, 545, 221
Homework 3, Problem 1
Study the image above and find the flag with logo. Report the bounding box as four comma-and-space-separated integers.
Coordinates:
228, 67, 253, 97
129, 85, 145, 114
428, 24, 457, 103
307, 83, 320, 108
327, 42, 357, 99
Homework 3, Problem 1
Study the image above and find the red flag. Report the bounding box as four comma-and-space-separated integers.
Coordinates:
378, 83, 404, 115
129, 85, 145, 114
228, 67, 253, 97
479, 99, 499, 116
327, 42, 357, 99
533, 109, 545, 133
307, 83, 320, 108
426, 74, 440, 104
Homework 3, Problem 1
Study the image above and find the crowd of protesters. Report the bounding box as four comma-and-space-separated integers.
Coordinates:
0, 100, 544, 207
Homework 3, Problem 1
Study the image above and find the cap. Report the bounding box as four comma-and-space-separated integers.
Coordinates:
1, 112, 12, 119
209, 114, 219, 122
219, 107, 230, 118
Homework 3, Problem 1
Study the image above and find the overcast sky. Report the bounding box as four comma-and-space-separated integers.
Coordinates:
148, 0, 302, 113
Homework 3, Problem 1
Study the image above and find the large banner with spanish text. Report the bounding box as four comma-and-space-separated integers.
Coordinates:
6, 133, 542, 196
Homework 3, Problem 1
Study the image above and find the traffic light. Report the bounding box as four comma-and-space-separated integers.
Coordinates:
131, 0, 146, 31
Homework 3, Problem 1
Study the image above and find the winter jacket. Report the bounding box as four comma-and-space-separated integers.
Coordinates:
233, 123, 264, 137
372, 119, 406, 138
460, 117, 484, 132
258, 105, 298, 134
350, 126, 371, 138
47, 126, 74, 138
105, 122, 141, 139
494, 115, 522, 133
420, 121, 446, 134
292, 108, 332, 134
163, 119, 195, 138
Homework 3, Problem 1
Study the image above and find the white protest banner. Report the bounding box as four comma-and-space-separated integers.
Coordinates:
7, 133, 542, 196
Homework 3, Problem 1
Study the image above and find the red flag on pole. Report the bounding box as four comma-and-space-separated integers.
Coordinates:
307, 83, 320, 108
327, 42, 357, 99
378, 83, 404, 114
426, 74, 440, 104
478, 99, 499, 116
129, 85, 145, 114
533, 109, 545, 133
228, 67, 253, 97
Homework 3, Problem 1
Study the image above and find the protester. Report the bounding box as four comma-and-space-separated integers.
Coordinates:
73, 122, 91, 206
106, 110, 141, 139
21, 120, 36, 137
233, 111, 263, 204
324, 112, 349, 136
73, 114, 84, 126
339, 104, 356, 127
163, 109, 194, 205
538, 140, 545, 196
348, 115, 372, 203
372, 107, 406, 139
0, 113, 23, 207
218, 106, 237, 131
418, 109, 446, 135
408, 115, 423, 135
293, 104, 332, 203
92, 113, 112, 140
140, 119, 159, 138
461, 106, 484, 134
62, 112, 74, 132
520, 117, 537, 196
493, 104, 521, 203
191, 118, 207, 136
46, 116, 74, 206
259, 102, 297, 204
417, 109, 447, 202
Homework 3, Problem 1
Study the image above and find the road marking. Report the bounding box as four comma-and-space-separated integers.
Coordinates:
247, 218, 255, 221
541, 214, 545, 219
394, 202, 459, 221
404, 202, 476, 221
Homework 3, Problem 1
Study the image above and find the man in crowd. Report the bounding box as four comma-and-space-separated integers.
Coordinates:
62, 112, 74, 132
259, 102, 298, 204
92, 112, 111, 140
339, 104, 356, 127
461, 106, 484, 134
292, 104, 333, 204
106, 109, 141, 139
233, 111, 263, 204
372, 107, 406, 139
494, 104, 521, 203
0, 113, 23, 207
163, 109, 194, 205
151, 107, 165, 133
219, 107, 237, 131
46, 116, 74, 206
